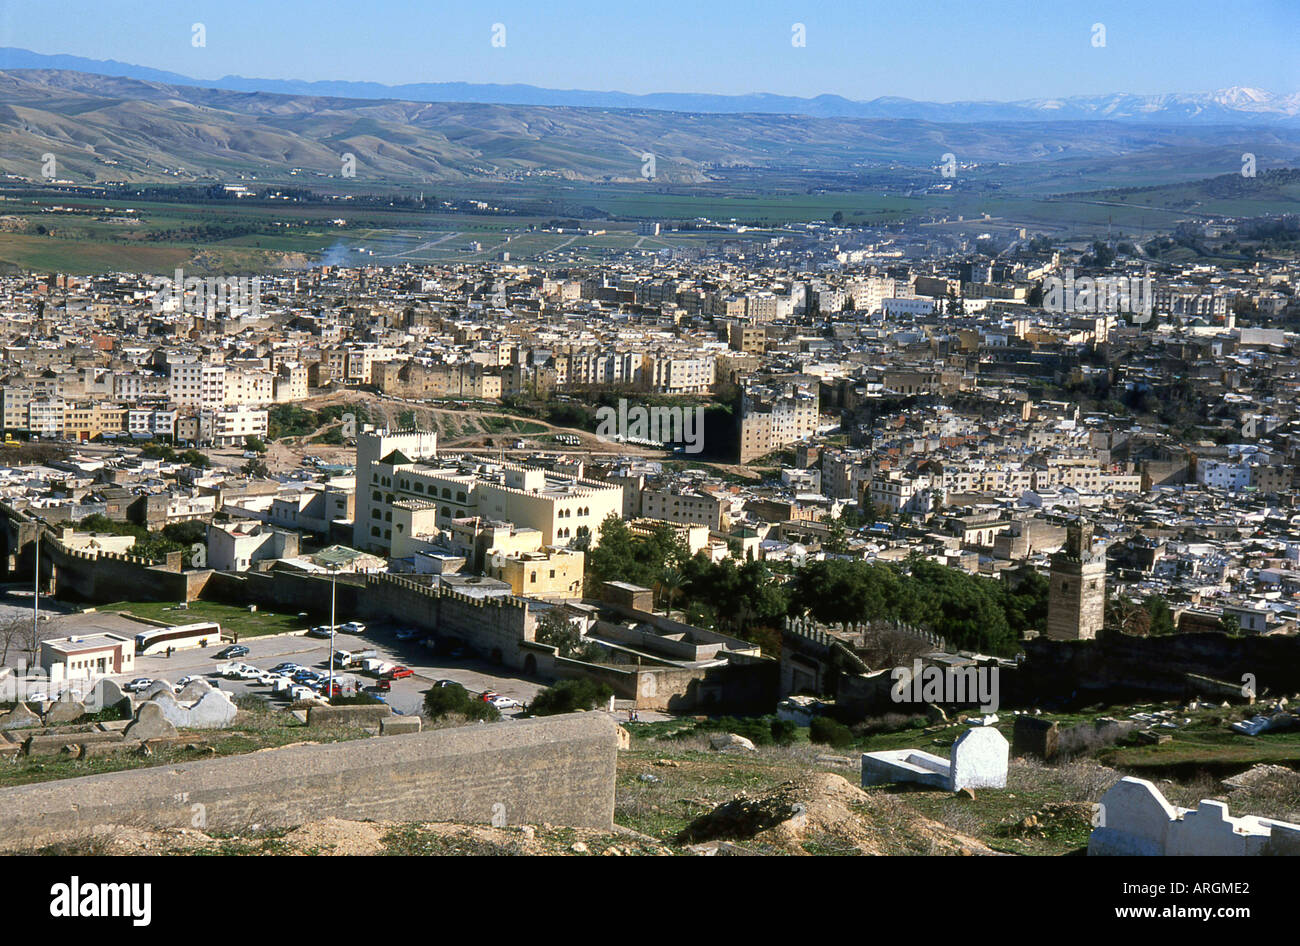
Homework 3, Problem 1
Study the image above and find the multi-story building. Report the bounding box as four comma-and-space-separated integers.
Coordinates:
223, 368, 274, 406
273, 362, 310, 402
169, 362, 226, 410
0, 385, 33, 433
645, 354, 715, 395
637, 486, 728, 530
352, 427, 621, 557
738, 384, 818, 463
207, 406, 269, 446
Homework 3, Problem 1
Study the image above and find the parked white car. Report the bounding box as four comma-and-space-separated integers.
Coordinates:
488, 695, 523, 711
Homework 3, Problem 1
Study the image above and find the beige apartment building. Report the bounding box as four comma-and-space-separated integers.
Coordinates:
484, 546, 585, 599
353, 428, 622, 557
738, 386, 818, 463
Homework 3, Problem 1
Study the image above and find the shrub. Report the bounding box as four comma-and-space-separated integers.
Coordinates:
810, 716, 855, 749
329, 693, 381, 706
424, 683, 472, 718
527, 678, 613, 716
770, 718, 798, 746
686, 715, 780, 746
423, 683, 500, 721
463, 699, 501, 722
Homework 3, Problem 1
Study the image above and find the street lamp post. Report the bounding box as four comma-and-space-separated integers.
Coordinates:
33, 524, 39, 639
328, 567, 337, 698
32, 514, 46, 641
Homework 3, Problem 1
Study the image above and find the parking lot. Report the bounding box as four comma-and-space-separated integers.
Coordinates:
81, 616, 546, 718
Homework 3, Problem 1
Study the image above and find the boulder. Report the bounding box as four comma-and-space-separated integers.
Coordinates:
123, 702, 178, 741
709, 732, 756, 752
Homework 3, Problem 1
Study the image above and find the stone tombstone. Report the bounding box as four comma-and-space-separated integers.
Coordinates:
948, 724, 1009, 791
185, 689, 238, 729
138, 680, 174, 702
1012, 715, 1059, 760
1089, 777, 1180, 856
0, 702, 42, 731
86, 678, 128, 714
44, 699, 86, 726
177, 679, 213, 702
148, 689, 188, 728
123, 701, 178, 741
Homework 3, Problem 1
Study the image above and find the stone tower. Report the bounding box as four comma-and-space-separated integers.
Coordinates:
1047, 521, 1106, 640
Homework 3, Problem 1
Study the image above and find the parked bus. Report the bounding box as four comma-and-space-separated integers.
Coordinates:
134, 622, 221, 656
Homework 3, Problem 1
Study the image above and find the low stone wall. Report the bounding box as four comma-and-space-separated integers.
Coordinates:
305, 704, 392, 727
0, 712, 618, 848
1020, 629, 1300, 703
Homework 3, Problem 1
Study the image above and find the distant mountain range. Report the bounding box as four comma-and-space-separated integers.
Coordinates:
3, 64, 1299, 189
3, 47, 1300, 125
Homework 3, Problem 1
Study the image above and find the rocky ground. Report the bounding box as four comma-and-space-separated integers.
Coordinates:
12, 712, 1300, 856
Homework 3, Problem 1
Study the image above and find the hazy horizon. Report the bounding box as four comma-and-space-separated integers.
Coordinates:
3, 0, 1297, 103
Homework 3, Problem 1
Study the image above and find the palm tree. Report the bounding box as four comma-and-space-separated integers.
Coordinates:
658, 567, 684, 621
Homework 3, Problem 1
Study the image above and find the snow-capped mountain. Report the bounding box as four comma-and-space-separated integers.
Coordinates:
1, 47, 1297, 125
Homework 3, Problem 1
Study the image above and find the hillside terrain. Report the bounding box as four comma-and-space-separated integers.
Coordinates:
5, 70, 1300, 187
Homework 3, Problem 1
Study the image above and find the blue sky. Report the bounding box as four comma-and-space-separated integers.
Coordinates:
3, 0, 1298, 101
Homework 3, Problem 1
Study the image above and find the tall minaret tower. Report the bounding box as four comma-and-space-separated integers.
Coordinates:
1047, 520, 1106, 640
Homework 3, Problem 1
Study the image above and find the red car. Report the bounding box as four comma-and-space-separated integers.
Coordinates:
383, 666, 414, 680
481, 690, 500, 702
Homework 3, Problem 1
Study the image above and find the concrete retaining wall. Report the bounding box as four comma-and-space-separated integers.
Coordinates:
0, 712, 618, 848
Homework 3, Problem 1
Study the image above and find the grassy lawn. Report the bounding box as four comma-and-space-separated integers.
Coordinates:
1102, 728, 1300, 772
95, 599, 309, 639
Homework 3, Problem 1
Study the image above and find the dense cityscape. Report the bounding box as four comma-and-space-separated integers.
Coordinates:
0, 3, 1297, 913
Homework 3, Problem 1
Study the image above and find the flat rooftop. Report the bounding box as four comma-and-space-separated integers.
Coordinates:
45, 633, 130, 654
